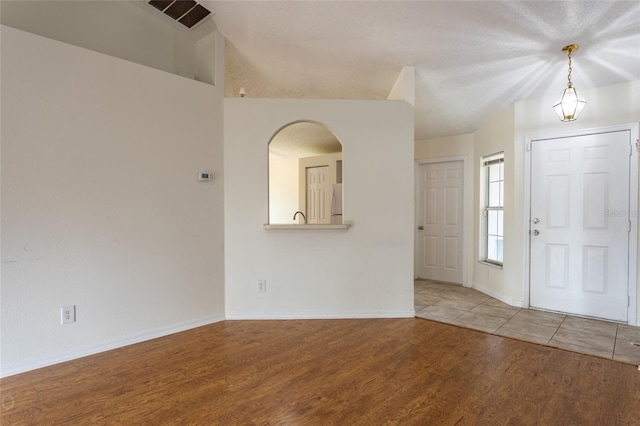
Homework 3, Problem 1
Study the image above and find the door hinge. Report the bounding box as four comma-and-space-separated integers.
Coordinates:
526, 142, 532, 152
636, 139, 639, 152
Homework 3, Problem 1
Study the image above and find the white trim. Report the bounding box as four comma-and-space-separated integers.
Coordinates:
480, 152, 505, 266
0, 315, 226, 378
472, 283, 524, 308
628, 123, 639, 326
524, 122, 639, 326
523, 140, 532, 309
479, 260, 504, 270
263, 223, 350, 231
416, 155, 467, 164
414, 155, 470, 286
225, 310, 415, 320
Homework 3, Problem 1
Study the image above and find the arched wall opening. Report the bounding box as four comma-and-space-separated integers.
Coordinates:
268, 121, 343, 224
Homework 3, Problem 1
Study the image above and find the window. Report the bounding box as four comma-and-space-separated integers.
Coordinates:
482, 153, 504, 266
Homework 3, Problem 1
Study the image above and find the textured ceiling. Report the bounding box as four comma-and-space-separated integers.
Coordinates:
205, 0, 640, 140
269, 121, 342, 159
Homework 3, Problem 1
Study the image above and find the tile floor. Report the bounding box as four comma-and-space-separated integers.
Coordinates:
415, 280, 640, 365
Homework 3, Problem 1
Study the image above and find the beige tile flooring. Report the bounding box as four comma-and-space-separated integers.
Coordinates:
415, 280, 640, 365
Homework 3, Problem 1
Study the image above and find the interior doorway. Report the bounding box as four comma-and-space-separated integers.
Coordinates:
416, 159, 465, 284
306, 166, 330, 224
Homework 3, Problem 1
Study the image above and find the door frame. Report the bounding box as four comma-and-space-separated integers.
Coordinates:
523, 123, 639, 325
415, 155, 471, 286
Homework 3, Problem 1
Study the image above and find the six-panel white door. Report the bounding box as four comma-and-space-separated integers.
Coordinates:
306, 166, 329, 224
417, 161, 464, 284
529, 131, 631, 322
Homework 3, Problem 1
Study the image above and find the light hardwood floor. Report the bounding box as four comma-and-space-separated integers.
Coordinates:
2, 318, 640, 424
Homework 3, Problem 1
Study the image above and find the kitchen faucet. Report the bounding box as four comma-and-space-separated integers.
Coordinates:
293, 211, 307, 224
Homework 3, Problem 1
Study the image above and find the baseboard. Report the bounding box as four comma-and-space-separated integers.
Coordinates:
1, 311, 418, 377
0, 314, 226, 378
225, 310, 415, 320
471, 284, 524, 308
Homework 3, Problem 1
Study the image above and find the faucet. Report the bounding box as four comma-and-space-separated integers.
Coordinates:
293, 211, 307, 224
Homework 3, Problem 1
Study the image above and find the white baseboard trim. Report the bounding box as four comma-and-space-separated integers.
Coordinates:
225, 310, 415, 320
0, 314, 226, 378
1, 311, 418, 377
471, 283, 524, 308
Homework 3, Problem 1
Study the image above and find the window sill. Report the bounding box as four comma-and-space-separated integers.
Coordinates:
480, 261, 503, 269
263, 224, 351, 232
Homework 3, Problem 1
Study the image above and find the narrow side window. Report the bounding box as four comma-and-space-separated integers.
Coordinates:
481, 152, 504, 266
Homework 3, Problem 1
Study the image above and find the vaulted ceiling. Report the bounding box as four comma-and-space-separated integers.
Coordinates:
204, 0, 640, 140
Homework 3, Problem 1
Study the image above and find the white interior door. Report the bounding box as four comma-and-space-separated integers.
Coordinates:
529, 131, 631, 322
306, 166, 329, 224
417, 161, 464, 284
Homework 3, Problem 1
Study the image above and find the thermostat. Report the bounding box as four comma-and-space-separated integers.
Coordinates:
198, 171, 214, 182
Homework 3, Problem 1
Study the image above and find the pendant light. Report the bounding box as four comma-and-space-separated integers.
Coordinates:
553, 44, 587, 121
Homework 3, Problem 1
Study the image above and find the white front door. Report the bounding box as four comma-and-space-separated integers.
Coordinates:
529, 130, 632, 322
306, 166, 329, 224
417, 161, 464, 284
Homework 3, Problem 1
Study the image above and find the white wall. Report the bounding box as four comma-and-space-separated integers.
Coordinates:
225, 98, 415, 318
0, 0, 216, 83
414, 134, 475, 286
472, 106, 517, 303
0, 26, 226, 376
415, 133, 474, 160
269, 157, 299, 224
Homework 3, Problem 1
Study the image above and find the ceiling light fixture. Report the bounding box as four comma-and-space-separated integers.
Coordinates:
553, 44, 587, 122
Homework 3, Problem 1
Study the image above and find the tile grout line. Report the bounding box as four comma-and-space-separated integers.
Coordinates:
545, 316, 566, 346
491, 308, 522, 336
546, 317, 620, 356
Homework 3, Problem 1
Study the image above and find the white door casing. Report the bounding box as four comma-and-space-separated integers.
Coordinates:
417, 161, 464, 284
529, 130, 633, 322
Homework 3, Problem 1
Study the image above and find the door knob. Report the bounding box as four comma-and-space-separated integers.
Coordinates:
532, 218, 540, 224
418, 226, 424, 230
532, 229, 540, 236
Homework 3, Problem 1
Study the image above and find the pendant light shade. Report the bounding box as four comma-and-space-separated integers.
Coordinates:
553, 44, 586, 122
553, 86, 586, 122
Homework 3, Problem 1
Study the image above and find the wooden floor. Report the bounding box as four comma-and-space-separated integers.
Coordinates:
2, 318, 640, 425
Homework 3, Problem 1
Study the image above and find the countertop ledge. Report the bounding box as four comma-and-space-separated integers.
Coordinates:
263, 224, 351, 232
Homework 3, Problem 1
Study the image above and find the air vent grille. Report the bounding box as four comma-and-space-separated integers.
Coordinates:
149, 0, 211, 29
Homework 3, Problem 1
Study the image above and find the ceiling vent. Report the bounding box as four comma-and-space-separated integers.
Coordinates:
148, 0, 211, 29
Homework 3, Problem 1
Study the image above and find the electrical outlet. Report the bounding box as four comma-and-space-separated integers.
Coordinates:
61, 305, 76, 324
257, 279, 267, 293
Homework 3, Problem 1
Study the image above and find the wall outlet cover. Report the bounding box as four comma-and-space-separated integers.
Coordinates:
61, 305, 76, 324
